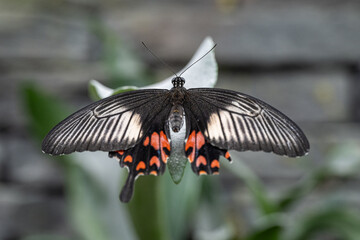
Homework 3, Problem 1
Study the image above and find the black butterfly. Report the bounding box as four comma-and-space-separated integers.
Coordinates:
42, 75, 309, 203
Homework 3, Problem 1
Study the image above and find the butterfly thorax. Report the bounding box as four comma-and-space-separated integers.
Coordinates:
169, 85, 186, 132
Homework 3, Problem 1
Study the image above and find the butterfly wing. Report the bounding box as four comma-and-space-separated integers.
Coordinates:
109, 110, 171, 202
183, 88, 309, 170
184, 111, 232, 176
42, 89, 171, 155
42, 89, 172, 202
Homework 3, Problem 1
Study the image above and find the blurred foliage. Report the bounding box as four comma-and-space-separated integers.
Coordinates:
90, 21, 154, 88
21, 28, 360, 240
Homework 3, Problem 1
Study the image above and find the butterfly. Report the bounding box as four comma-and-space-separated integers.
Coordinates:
42, 75, 309, 202
42, 44, 310, 202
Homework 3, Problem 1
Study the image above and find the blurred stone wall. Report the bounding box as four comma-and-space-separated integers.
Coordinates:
0, 0, 360, 239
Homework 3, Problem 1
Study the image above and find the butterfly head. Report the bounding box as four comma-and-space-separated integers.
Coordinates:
172, 76, 185, 88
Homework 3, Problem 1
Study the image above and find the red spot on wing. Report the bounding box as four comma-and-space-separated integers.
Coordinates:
160, 131, 170, 163
143, 136, 149, 146
225, 151, 231, 159
150, 156, 161, 168
196, 132, 205, 149
196, 155, 207, 167
151, 132, 160, 150
185, 131, 196, 163
211, 160, 220, 168
117, 150, 125, 155
185, 131, 195, 151
136, 161, 146, 171
160, 131, 170, 151
124, 155, 133, 163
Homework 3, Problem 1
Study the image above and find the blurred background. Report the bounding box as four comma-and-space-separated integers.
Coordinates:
1, 0, 360, 240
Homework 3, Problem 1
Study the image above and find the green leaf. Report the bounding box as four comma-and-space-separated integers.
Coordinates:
65, 161, 110, 240
91, 22, 151, 87
277, 142, 360, 211
247, 225, 283, 240
276, 168, 327, 211
285, 204, 360, 240
21, 82, 72, 140
193, 177, 237, 240
158, 166, 202, 240
21, 83, 137, 240
167, 125, 188, 184
224, 159, 277, 215
127, 176, 164, 240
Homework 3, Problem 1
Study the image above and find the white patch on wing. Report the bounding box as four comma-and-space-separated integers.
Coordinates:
218, 110, 234, 142
207, 112, 223, 142
114, 112, 132, 142
125, 113, 142, 143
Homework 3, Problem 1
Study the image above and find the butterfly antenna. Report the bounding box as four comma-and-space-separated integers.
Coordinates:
179, 44, 217, 77
141, 42, 178, 77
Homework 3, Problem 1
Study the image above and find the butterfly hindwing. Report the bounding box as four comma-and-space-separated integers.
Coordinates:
109, 112, 171, 202
184, 88, 309, 157
185, 111, 231, 176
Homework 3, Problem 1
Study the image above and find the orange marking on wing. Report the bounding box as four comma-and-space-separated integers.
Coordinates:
117, 150, 125, 155
136, 161, 146, 171
225, 151, 231, 159
124, 155, 133, 163
196, 131, 205, 149
150, 171, 158, 176
150, 156, 161, 168
186, 131, 196, 163
151, 132, 160, 150
143, 136, 149, 146
160, 131, 170, 163
211, 160, 220, 168
199, 170, 207, 175
160, 131, 170, 150
185, 131, 195, 151
196, 155, 207, 167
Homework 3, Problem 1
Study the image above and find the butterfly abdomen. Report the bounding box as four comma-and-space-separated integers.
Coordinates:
169, 105, 184, 132
169, 88, 186, 132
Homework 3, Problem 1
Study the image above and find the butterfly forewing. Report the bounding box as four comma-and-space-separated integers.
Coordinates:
184, 88, 309, 157
42, 89, 171, 155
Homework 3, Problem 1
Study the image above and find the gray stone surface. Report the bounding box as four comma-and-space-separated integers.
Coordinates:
105, 0, 360, 65
0, 186, 72, 240
216, 68, 351, 122
0, 0, 359, 238
2, 136, 64, 187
